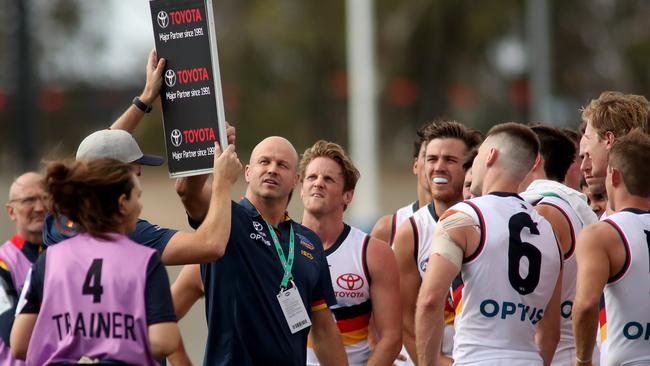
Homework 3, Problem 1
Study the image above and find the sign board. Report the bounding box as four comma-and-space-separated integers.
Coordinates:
149, 0, 227, 178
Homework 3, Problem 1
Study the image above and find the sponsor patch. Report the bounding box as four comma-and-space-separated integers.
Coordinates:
300, 241, 314, 250
300, 250, 314, 260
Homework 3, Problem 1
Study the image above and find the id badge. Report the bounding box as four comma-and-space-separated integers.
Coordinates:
277, 287, 312, 334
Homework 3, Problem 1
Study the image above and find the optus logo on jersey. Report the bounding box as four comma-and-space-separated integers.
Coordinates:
479, 298, 544, 325
336, 273, 364, 291
250, 221, 271, 246
253, 221, 264, 233
249, 232, 271, 246
560, 300, 573, 319
623, 321, 650, 340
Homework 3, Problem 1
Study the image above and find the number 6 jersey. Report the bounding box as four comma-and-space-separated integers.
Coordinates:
449, 192, 562, 365
20, 233, 176, 366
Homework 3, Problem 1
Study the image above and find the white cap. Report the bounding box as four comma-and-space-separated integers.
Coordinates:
76, 129, 164, 166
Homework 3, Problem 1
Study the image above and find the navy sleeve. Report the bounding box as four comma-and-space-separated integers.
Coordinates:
42, 213, 75, 246
129, 219, 177, 257
21, 252, 46, 314
145, 253, 177, 325
309, 235, 337, 309
0, 268, 18, 345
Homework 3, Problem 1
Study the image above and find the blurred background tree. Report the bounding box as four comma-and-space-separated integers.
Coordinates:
1, 0, 649, 172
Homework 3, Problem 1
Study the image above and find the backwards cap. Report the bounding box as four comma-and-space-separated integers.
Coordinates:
76, 129, 164, 166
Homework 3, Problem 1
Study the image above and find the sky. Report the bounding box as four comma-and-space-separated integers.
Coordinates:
37, 0, 155, 86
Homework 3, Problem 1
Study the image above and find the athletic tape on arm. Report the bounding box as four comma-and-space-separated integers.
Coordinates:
431, 211, 478, 269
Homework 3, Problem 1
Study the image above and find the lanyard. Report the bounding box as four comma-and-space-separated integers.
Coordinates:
266, 222, 295, 289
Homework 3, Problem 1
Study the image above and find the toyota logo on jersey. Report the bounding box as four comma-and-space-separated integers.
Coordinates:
336, 273, 364, 291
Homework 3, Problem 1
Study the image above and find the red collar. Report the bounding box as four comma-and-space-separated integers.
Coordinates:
10, 234, 26, 250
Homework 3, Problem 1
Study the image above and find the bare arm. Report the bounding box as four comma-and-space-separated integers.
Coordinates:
415, 254, 460, 366
111, 48, 166, 132
535, 204, 572, 256
416, 212, 476, 366
161, 143, 241, 265
10, 313, 37, 359
533, 204, 567, 364
371, 214, 394, 245
366, 238, 402, 366
168, 264, 204, 366
535, 265, 562, 365
310, 308, 349, 366
573, 224, 612, 366
148, 322, 181, 359
171, 264, 204, 319
393, 220, 421, 361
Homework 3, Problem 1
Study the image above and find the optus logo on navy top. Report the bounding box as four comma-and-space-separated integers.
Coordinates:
157, 8, 202, 29
164, 68, 210, 87
336, 273, 364, 291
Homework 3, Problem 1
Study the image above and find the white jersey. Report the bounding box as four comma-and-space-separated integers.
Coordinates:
409, 203, 440, 277
536, 196, 580, 363
306, 225, 371, 366
601, 209, 650, 366
537, 195, 601, 365
391, 201, 419, 244
409, 202, 460, 356
450, 193, 562, 365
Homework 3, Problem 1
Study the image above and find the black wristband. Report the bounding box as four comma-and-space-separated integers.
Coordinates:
132, 96, 152, 113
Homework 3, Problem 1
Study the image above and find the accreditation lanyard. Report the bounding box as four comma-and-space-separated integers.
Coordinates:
266, 222, 295, 289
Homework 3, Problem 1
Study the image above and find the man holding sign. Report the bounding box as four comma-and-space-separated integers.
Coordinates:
174, 136, 347, 365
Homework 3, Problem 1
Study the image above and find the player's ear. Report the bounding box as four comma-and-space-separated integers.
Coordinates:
6, 204, 16, 221
343, 190, 354, 206
244, 164, 251, 183
117, 193, 128, 215
605, 131, 616, 149
532, 153, 543, 171
485, 148, 498, 167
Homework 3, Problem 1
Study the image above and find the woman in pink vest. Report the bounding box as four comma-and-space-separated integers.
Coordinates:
10, 158, 180, 365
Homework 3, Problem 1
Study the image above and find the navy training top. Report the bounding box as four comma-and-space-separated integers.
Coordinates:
199, 198, 336, 366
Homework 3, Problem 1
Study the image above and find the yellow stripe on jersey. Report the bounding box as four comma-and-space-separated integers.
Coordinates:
444, 308, 456, 325
600, 323, 607, 343
0, 259, 9, 272
311, 299, 328, 312
308, 327, 369, 348
341, 327, 369, 346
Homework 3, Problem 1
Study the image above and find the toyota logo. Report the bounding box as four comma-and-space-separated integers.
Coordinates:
157, 11, 170, 28
336, 273, 364, 291
165, 69, 176, 87
164, 69, 176, 87
170, 129, 183, 147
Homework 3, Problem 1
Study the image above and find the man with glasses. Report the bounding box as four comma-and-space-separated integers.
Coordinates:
0, 172, 47, 364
